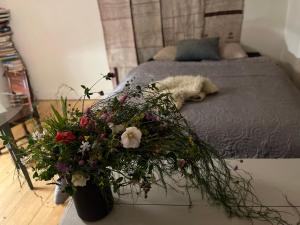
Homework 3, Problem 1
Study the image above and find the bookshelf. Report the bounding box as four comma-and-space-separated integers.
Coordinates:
0, 7, 40, 142
0, 8, 34, 109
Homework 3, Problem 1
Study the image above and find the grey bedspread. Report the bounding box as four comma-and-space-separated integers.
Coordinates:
119, 57, 300, 158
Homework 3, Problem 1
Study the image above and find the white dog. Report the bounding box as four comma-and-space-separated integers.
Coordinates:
155, 75, 219, 109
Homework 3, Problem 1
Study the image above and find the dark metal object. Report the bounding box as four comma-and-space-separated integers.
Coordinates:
0, 106, 33, 189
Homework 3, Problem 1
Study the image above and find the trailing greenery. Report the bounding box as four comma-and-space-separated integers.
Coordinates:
1, 74, 292, 224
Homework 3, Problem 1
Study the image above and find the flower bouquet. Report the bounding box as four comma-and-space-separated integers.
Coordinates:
1, 73, 292, 224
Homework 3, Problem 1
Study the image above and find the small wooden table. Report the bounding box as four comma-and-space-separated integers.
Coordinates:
0, 106, 33, 189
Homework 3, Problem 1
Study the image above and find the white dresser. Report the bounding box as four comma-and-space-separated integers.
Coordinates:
59, 159, 300, 225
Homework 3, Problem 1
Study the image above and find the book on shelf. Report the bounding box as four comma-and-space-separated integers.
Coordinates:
0, 53, 17, 58
6, 67, 24, 73
0, 31, 12, 37
0, 54, 19, 62
0, 41, 13, 48
0, 25, 10, 29
0, 47, 15, 52
3, 59, 22, 66
0, 18, 9, 23
3, 59, 24, 71
0, 35, 11, 42
0, 8, 10, 14
0, 46, 15, 51
5, 67, 24, 72
0, 14, 9, 19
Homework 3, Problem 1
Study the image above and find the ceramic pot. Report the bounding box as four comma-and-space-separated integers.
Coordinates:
73, 180, 113, 221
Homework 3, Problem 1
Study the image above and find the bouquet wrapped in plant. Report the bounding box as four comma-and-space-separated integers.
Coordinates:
2, 74, 292, 224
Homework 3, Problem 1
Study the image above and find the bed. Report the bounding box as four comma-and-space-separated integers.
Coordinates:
115, 56, 300, 158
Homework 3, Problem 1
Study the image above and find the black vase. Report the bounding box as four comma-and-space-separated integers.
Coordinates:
73, 180, 114, 221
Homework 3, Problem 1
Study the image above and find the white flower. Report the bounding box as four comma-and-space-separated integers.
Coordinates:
20, 155, 34, 167
108, 123, 125, 134
78, 141, 91, 156
121, 127, 142, 149
20, 156, 27, 165
71, 173, 89, 187
32, 130, 46, 140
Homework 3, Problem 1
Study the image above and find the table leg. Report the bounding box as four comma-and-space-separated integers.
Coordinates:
1, 124, 33, 190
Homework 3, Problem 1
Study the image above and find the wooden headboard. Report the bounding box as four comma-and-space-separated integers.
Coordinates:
98, 0, 244, 81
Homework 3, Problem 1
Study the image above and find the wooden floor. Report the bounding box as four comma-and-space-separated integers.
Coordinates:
0, 100, 96, 225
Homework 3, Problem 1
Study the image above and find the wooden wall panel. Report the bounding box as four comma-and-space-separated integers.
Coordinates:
203, 0, 244, 44
98, 0, 138, 81
203, 14, 243, 44
205, 0, 243, 13
161, 0, 205, 46
131, 0, 163, 63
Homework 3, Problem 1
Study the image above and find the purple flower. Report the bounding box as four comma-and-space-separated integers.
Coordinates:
56, 162, 69, 173
78, 160, 85, 166
100, 112, 112, 123
144, 113, 159, 122
118, 94, 128, 104
99, 133, 107, 140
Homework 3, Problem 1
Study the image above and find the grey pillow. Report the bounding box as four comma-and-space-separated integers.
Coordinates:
175, 38, 221, 61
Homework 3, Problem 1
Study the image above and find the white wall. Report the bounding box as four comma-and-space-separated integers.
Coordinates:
241, 0, 300, 88
0, 0, 112, 99
281, 0, 300, 87
284, 0, 300, 58
241, 0, 289, 61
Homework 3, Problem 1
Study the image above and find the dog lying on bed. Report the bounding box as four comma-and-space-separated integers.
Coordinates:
155, 75, 219, 109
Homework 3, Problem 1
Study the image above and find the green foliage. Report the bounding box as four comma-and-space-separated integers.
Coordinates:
81, 85, 93, 99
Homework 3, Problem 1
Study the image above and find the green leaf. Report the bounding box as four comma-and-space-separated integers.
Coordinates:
33, 171, 39, 178
148, 164, 154, 174
51, 105, 64, 124
60, 96, 68, 119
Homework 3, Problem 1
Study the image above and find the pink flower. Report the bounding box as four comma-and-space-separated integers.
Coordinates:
85, 107, 92, 115
100, 112, 112, 123
178, 159, 186, 169
78, 160, 85, 166
55, 131, 76, 144
99, 133, 107, 139
80, 115, 89, 128
118, 94, 128, 104
144, 113, 159, 121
